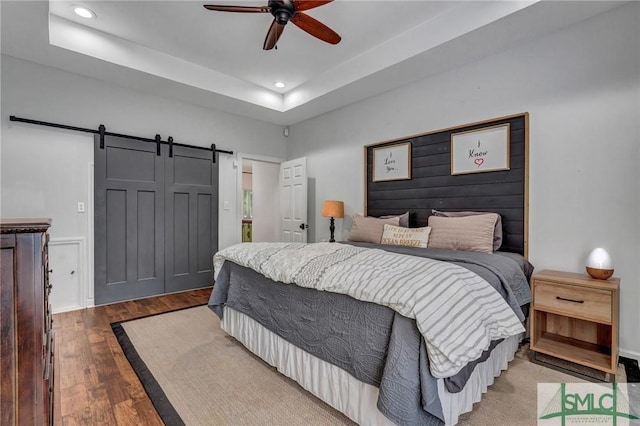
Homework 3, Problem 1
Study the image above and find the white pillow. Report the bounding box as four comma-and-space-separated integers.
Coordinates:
381, 224, 431, 248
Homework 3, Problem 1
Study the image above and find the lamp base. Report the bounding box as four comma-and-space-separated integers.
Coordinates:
586, 267, 614, 280
329, 217, 335, 243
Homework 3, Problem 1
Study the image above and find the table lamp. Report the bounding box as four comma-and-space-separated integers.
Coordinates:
586, 247, 614, 280
321, 200, 344, 242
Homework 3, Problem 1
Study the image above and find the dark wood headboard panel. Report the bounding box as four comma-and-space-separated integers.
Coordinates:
365, 113, 529, 256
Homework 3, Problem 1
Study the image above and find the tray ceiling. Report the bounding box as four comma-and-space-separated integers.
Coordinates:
0, 1, 626, 125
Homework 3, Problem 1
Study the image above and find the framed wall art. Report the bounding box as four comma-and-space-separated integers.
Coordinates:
364, 112, 528, 256
372, 142, 412, 182
451, 123, 510, 175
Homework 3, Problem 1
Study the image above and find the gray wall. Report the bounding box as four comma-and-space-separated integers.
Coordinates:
1, 3, 638, 361
287, 3, 640, 359
1, 55, 287, 308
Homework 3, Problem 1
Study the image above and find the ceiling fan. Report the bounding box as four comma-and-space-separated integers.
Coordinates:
203, 0, 341, 50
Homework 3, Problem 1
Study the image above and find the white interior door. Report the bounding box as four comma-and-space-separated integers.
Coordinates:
280, 157, 308, 242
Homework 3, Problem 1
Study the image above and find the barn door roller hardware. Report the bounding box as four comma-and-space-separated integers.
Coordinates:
9, 115, 233, 163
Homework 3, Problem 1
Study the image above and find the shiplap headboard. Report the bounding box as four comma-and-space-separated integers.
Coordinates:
364, 113, 529, 257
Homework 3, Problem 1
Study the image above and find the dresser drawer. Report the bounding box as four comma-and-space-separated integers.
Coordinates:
534, 280, 612, 324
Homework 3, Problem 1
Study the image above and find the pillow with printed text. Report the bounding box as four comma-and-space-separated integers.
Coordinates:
381, 224, 431, 248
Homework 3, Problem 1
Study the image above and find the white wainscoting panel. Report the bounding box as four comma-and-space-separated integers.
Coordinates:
49, 237, 87, 313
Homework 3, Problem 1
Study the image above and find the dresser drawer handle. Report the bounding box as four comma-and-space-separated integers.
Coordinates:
556, 296, 584, 304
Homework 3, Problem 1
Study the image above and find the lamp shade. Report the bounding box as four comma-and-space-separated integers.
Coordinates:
586, 247, 614, 280
322, 200, 344, 218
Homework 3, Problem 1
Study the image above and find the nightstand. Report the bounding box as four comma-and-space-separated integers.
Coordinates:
530, 269, 619, 378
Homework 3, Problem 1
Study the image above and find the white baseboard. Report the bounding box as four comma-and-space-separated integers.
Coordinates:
619, 348, 640, 363
52, 304, 83, 314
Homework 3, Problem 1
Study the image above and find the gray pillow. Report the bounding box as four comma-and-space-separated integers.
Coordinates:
432, 209, 502, 251
379, 211, 410, 228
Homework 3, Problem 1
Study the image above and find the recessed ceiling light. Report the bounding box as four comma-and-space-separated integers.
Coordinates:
274, 81, 286, 89
73, 6, 96, 19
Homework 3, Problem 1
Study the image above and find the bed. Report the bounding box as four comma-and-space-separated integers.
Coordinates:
208, 240, 532, 425
208, 114, 531, 425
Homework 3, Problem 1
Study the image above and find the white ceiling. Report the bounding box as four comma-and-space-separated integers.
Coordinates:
0, 1, 626, 125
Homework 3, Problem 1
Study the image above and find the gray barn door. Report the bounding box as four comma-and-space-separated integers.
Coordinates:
165, 146, 218, 293
94, 135, 165, 305
95, 136, 218, 305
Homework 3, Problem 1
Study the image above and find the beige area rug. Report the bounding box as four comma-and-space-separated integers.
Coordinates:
115, 306, 626, 425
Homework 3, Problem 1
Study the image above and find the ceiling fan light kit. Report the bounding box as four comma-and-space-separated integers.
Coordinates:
204, 0, 341, 50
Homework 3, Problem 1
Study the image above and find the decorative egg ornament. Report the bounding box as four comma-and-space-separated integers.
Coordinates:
586, 248, 614, 280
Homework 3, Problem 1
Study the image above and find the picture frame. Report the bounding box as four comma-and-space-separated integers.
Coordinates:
451, 123, 510, 175
372, 142, 411, 182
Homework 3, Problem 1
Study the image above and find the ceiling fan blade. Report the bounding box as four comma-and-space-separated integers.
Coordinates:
291, 12, 341, 45
293, 0, 333, 12
263, 19, 286, 50
203, 5, 270, 13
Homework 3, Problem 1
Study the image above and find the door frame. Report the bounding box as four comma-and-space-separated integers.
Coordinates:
235, 153, 284, 245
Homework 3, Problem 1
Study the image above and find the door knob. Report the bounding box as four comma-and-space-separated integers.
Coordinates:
299, 223, 309, 230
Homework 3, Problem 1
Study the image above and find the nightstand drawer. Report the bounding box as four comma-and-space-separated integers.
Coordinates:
534, 280, 612, 324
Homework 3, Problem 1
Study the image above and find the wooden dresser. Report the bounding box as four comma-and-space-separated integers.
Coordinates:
1, 218, 54, 425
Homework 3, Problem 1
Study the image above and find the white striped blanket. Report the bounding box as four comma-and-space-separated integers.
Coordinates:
213, 242, 525, 378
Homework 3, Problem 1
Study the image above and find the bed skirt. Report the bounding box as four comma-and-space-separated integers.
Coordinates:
222, 306, 522, 425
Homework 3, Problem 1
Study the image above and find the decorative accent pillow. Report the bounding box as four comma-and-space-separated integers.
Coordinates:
381, 224, 431, 248
379, 211, 410, 228
347, 214, 400, 244
427, 214, 499, 253
432, 209, 503, 251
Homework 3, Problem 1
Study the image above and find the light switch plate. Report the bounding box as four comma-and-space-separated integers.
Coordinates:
77, 202, 86, 213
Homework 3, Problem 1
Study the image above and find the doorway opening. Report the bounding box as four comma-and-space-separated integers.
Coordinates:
241, 160, 253, 242
239, 157, 281, 243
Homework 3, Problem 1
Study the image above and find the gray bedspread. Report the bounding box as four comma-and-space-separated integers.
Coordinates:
208, 245, 532, 425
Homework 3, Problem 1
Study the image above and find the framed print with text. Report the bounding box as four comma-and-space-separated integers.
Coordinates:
372, 142, 411, 182
451, 124, 510, 175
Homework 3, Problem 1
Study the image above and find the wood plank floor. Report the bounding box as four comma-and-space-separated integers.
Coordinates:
52, 288, 212, 425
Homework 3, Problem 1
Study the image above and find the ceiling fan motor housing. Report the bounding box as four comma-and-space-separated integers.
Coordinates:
269, 0, 295, 25
203, 0, 341, 49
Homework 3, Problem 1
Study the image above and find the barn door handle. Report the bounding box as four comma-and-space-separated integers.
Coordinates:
299, 223, 309, 230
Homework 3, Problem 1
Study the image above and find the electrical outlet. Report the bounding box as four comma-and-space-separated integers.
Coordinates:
77, 202, 86, 213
